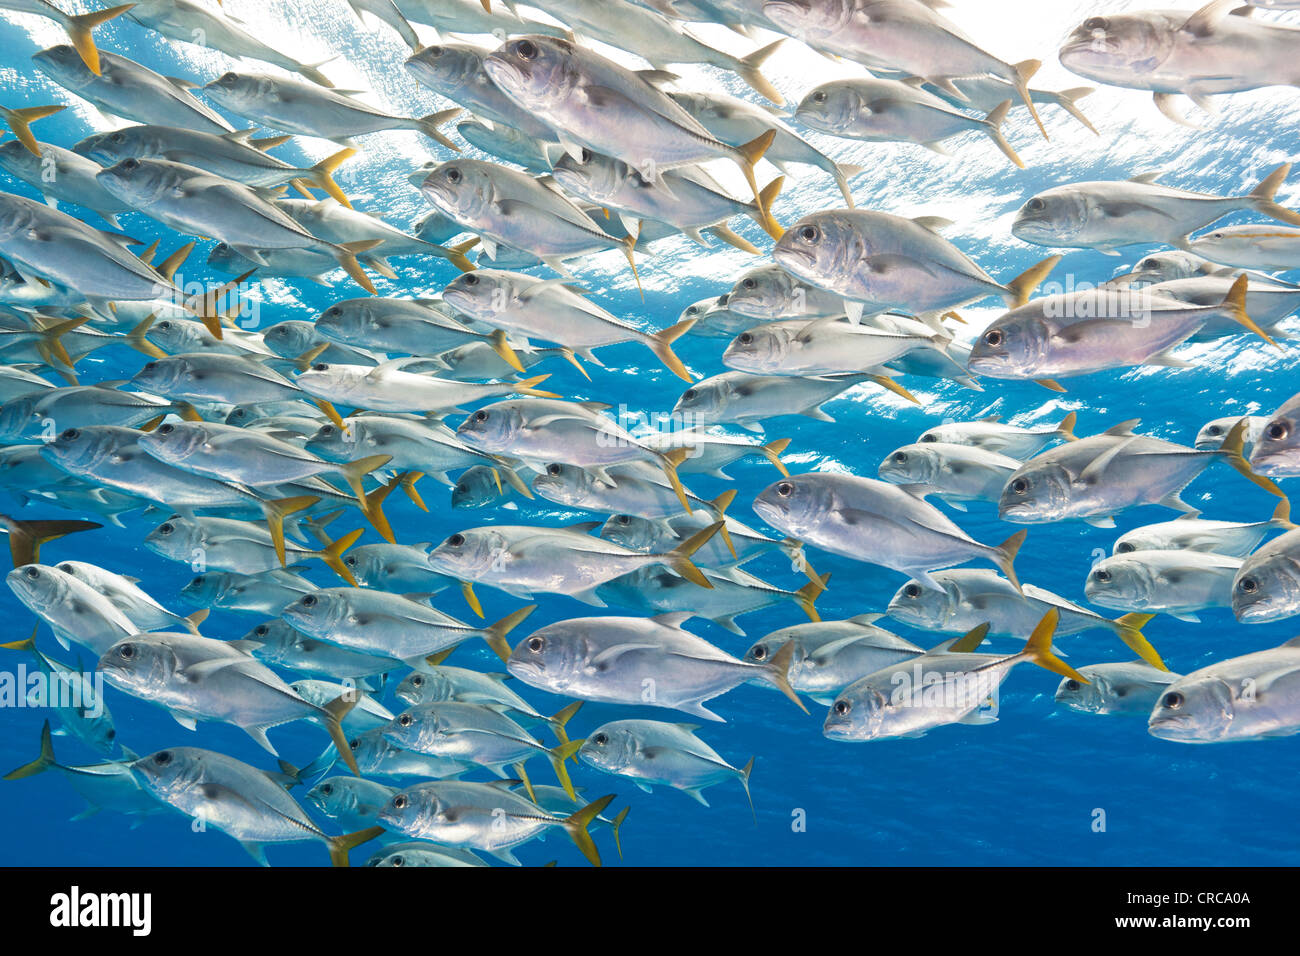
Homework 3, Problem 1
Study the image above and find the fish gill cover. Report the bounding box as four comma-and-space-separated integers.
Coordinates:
0, 0, 1296, 867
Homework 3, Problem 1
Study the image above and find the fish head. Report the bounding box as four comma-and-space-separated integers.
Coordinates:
378, 784, 441, 836
578, 722, 639, 775
752, 474, 833, 539
721, 324, 790, 373
763, 0, 847, 40
1130, 251, 1202, 284
997, 460, 1072, 523
281, 589, 349, 637
794, 82, 862, 133
672, 378, 728, 420
1055, 671, 1107, 714
727, 265, 801, 319
137, 421, 209, 467
772, 212, 862, 293
455, 402, 522, 452
98, 635, 178, 697
967, 313, 1051, 377
0, 394, 42, 442
0, 140, 38, 174
383, 706, 437, 752
315, 298, 381, 343
886, 577, 953, 630
1195, 416, 1242, 451
307, 776, 363, 818
294, 361, 364, 402
202, 71, 274, 113
42, 424, 120, 474
549, 148, 623, 203
483, 35, 579, 111
442, 269, 512, 318
130, 746, 206, 796
206, 242, 249, 274
419, 160, 492, 221
181, 572, 229, 608
678, 296, 723, 327
599, 513, 660, 551
1084, 555, 1152, 608
394, 669, 450, 706
1147, 677, 1234, 742
506, 620, 586, 688
532, 462, 595, 505
303, 421, 356, 461
260, 321, 316, 358
31, 45, 94, 90
143, 515, 202, 562
1059, 12, 1175, 87
73, 127, 157, 165
823, 678, 887, 741
877, 443, 941, 486
6, 563, 72, 614
452, 464, 508, 509
129, 355, 187, 395
403, 42, 482, 94
1011, 188, 1086, 245
145, 318, 201, 353
1250, 399, 1300, 477
1232, 551, 1300, 623
413, 208, 461, 244
427, 528, 504, 579
97, 157, 182, 209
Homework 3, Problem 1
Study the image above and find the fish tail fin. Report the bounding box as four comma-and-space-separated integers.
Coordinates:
762, 640, 808, 714
296, 61, 336, 89
415, 108, 463, 151
736, 38, 784, 104
1016, 609, 1089, 682
556, 345, 589, 380
512, 373, 558, 399
259, 495, 318, 568
708, 489, 737, 558
61, 4, 133, 76
949, 622, 992, 653
0, 629, 36, 653
663, 519, 723, 588
868, 373, 920, 404
782, 537, 823, 586
618, 233, 643, 300
658, 446, 694, 512
155, 241, 193, 284
548, 739, 583, 801
316, 528, 364, 586
548, 700, 583, 747
1057, 410, 1078, 441
982, 100, 1024, 169
1219, 274, 1280, 348
1053, 86, 1098, 135
326, 825, 385, 867
1113, 612, 1166, 670
1012, 58, 1047, 139
611, 806, 629, 860
333, 239, 383, 295
833, 162, 865, 208
184, 609, 209, 635
0, 514, 101, 567
321, 694, 361, 776
647, 318, 696, 383
4, 719, 55, 780
793, 570, 829, 622
0, 104, 65, 156
37, 315, 89, 372
1271, 495, 1297, 529
1218, 416, 1286, 498
1250, 162, 1300, 226
339, 453, 394, 541
733, 128, 776, 208
126, 314, 167, 359
395, 470, 427, 512
760, 437, 791, 476
993, 529, 1028, 594
493, 458, 534, 499
307, 147, 357, 208
1003, 254, 1060, 308
562, 794, 616, 867
445, 237, 479, 273
754, 175, 785, 240
484, 604, 536, 662
739, 756, 756, 823
487, 328, 525, 373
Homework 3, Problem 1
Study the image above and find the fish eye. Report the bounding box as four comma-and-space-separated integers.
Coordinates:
157, 320, 171, 330
616, 515, 630, 525
527, 636, 544, 652
1266, 422, 1290, 441
158, 424, 173, 434
682, 388, 696, 400
390, 855, 405, 866
1026, 197, 1045, 212
23, 566, 39, 580
546, 463, 562, 476
348, 738, 360, 750
445, 167, 461, 183
106, 729, 116, 740
903, 583, 921, 598
1238, 577, 1258, 593
254, 624, 268, 636
110, 132, 125, 144
1116, 542, 1135, 553
515, 39, 538, 60
592, 732, 608, 745
919, 433, 936, 442
751, 644, 767, 661
580, 148, 591, 163
686, 306, 699, 315
312, 363, 328, 371
473, 410, 488, 422
446, 533, 465, 547
120, 158, 139, 171
776, 481, 793, 497
741, 278, 756, 289
344, 555, 357, 567
463, 273, 478, 286
301, 594, 317, 607
812, 90, 827, 103
892, 451, 907, 463
154, 750, 172, 765
118, 644, 136, 659
158, 522, 174, 534
797, 224, 819, 243
398, 713, 413, 727
1083, 16, 1108, 31
454, 483, 467, 493
1206, 425, 1221, 435
426, 45, 443, 55
1010, 478, 1029, 495
58, 564, 73, 573
983, 329, 1004, 347
60, 428, 79, 441
410, 675, 423, 686
1162, 691, 1183, 710
319, 425, 334, 435
220, 72, 237, 85
833, 699, 850, 715
738, 332, 752, 345
320, 783, 334, 795
392, 795, 408, 809
1064, 679, 1081, 691
1093, 569, 1111, 583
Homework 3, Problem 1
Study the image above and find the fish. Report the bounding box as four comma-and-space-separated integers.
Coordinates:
724, 262, 846, 321
1055, 661, 1180, 717
377, 779, 615, 866
313, 297, 488, 357
201, 71, 461, 150
753, 471, 1028, 592
181, 568, 317, 617
306, 776, 397, 831
741, 615, 926, 705
366, 842, 488, 867
997, 418, 1281, 527
0, 1, 132, 75
143, 513, 362, 584
7, 563, 136, 655
1139, 276, 1300, 342
1085, 549, 1243, 622
1184, 224, 1300, 271
532, 462, 734, 527
395, 664, 547, 722
673, 370, 906, 431
1147, 636, 1300, 742
347, 727, 473, 780
243, 619, 396, 684
877, 441, 1021, 510
54, 560, 201, 634
290, 679, 395, 734
1250, 391, 1300, 477
920, 74, 1098, 136
1059, 1, 1300, 126
1231, 527, 1300, 622
341, 541, 456, 594
293, 359, 557, 416
773, 208, 1060, 323
129, 746, 382, 865
914, 410, 1077, 460
578, 718, 754, 812
455, 119, 554, 173
395, 0, 572, 41
97, 631, 362, 773
1124, 249, 1238, 284
0, 140, 132, 227
1011, 165, 1300, 254
505, 612, 805, 719
0, 631, 117, 754
639, 428, 790, 479
794, 79, 1023, 168
600, 509, 789, 570
886, 567, 1163, 667
822, 611, 1087, 740
1113, 499, 1294, 557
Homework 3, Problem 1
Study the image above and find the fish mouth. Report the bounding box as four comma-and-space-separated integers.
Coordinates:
1248, 453, 1300, 478
1146, 714, 1195, 739
1232, 600, 1277, 624
481, 54, 525, 97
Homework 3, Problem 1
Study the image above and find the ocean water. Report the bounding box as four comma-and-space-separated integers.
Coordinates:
1, 0, 1298, 868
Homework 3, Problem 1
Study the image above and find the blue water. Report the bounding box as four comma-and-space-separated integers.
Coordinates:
2, 2, 1299, 867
